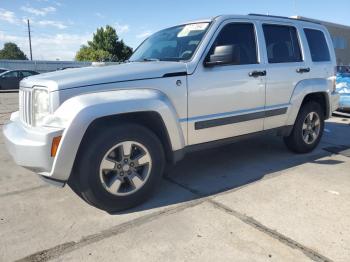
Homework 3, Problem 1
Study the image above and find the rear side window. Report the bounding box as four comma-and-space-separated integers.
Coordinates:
263, 24, 302, 63
22, 71, 35, 77
210, 23, 258, 65
304, 29, 330, 62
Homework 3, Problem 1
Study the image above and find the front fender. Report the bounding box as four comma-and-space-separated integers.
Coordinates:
47, 89, 185, 181
286, 78, 331, 126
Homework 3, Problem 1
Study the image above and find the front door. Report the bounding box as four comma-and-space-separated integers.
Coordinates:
187, 20, 267, 145
1, 71, 20, 89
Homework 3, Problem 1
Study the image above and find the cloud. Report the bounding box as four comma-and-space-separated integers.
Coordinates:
21, 6, 56, 16
95, 12, 105, 18
35, 0, 62, 7
0, 31, 91, 60
0, 8, 19, 24
53, 1, 62, 7
136, 30, 152, 39
115, 23, 130, 34
36, 20, 67, 29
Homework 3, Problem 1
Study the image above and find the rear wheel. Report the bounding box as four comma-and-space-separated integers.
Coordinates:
284, 101, 324, 153
69, 123, 165, 212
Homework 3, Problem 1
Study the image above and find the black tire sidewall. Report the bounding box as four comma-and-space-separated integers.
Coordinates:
286, 101, 324, 153
76, 123, 165, 212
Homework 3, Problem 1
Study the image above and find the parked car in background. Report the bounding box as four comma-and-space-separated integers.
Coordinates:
56, 67, 76, 71
0, 70, 39, 90
336, 66, 350, 112
0, 68, 9, 74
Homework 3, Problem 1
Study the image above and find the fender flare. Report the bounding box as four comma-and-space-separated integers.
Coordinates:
48, 89, 185, 181
286, 78, 331, 126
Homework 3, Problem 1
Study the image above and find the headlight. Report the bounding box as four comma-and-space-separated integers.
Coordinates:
33, 88, 50, 126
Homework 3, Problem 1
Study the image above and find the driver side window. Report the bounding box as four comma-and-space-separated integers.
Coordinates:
209, 23, 258, 65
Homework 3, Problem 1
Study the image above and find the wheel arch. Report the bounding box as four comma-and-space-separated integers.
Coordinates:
286, 78, 331, 125
48, 89, 185, 182
300, 92, 329, 117
76, 111, 180, 169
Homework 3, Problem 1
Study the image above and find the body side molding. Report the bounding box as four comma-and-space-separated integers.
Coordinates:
194, 107, 288, 130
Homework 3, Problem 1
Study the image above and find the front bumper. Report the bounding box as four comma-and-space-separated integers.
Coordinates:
3, 112, 64, 184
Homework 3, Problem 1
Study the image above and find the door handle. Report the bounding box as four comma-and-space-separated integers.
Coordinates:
296, 67, 310, 73
249, 70, 266, 77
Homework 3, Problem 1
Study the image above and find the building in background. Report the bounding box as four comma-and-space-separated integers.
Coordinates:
293, 16, 350, 66
0, 60, 120, 73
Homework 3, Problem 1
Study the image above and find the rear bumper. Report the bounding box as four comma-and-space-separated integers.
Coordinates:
338, 94, 350, 110
2, 112, 65, 184
330, 91, 340, 116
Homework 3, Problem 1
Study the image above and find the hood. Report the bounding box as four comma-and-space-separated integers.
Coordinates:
20, 61, 188, 92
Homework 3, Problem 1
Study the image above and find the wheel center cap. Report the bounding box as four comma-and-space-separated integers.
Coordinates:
122, 164, 130, 172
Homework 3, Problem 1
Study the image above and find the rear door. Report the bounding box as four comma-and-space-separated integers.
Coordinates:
302, 27, 334, 83
262, 22, 309, 130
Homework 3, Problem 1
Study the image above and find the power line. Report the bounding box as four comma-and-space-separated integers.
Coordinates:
27, 19, 33, 61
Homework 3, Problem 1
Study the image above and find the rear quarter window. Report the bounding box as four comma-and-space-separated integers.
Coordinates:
263, 24, 302, 64
304, 28, 331, 62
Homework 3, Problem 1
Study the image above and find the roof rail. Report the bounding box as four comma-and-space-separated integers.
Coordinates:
248, 13, 321, 24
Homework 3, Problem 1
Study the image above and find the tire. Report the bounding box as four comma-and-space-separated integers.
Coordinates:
284, 101, 324, 153
69, 123, 165, 212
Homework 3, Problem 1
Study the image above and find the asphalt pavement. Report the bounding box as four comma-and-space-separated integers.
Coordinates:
1, 92, 350, 262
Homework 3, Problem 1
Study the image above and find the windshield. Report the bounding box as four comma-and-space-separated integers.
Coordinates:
130, 22, 210, 62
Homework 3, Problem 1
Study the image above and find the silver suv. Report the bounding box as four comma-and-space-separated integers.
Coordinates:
3, 14, 339, 211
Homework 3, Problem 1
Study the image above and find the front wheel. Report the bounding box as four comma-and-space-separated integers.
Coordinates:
284, 101, 324, 153
69, 123, 165, 212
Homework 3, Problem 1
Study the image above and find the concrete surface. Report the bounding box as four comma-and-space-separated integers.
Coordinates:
0, 92, 350, 262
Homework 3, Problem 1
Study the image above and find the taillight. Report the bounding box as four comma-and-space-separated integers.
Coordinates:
332, 67, 337, 92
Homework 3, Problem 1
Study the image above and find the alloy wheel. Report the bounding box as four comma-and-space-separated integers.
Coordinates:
302, 112, 321, 145
99, 141, 152, 196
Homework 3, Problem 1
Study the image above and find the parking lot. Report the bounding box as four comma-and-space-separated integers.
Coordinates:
1, 92, 350, 262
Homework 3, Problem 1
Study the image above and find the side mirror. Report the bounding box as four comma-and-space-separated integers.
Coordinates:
204, 45, 238, 67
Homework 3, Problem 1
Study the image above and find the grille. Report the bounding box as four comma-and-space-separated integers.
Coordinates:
19, 88, 33, 125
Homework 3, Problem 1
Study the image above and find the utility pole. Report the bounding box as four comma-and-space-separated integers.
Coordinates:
27, 19, 33, 60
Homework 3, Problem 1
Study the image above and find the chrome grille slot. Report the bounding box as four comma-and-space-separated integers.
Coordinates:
19, 89, 32, 125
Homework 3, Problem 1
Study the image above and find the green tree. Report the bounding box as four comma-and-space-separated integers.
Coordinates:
75, 46, 110, 62
0, 42, 28, 60
75, 25, 132, 62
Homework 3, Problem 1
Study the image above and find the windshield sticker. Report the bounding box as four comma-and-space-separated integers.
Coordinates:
177, 23, 208, 37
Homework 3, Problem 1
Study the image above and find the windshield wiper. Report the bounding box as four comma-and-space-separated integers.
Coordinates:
142, 58, 160, 62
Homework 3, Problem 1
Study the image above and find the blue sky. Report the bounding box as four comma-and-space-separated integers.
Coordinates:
0, 0, 349, 60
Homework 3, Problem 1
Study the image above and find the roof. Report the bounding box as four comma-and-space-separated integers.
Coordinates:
179, 14, 328, 30
292, 16, 350, 30
212, 14, 324, 28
